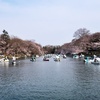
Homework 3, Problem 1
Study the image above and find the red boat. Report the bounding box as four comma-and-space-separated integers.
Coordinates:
43, 57, 49, 61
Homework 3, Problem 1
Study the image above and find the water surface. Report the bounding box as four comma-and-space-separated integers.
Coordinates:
0, 57, 100, 100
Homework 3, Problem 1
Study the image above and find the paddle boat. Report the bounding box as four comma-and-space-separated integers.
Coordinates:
12, 61, 16, 65
0, 56, 9, 62
91, 61, 100, 65
12, 56, 17, 65
73, 54, 79, 59
84, 57, 94, 63
30, 58, 36, 62
79, 54, 85, 59
91, 57, 100, 65
63, 54, 67, 59
30, 55, 36, 62
84, 55, 100, 64
43, 56, 49, 61
54, 55, 60, 61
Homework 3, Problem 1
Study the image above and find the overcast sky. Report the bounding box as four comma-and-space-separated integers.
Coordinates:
0, 0, 100, 46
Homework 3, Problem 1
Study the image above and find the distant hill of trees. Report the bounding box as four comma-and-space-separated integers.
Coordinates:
1, 28, 100, 57
0, 30, 44, 58
59, 31, 100, 56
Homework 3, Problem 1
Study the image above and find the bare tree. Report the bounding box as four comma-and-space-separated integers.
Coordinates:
73, 28, 90, 39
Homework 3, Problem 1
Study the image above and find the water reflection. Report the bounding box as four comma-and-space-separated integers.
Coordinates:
0, 62, 9, 67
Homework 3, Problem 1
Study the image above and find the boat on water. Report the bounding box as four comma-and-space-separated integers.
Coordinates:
30, 55, 36, 62
43, 57, 49, 61
91, 57, 100, 65
54, 58, 60, 61
12, 61, 16, 65
63, 54, 67, 59
30, 58, 36, 62
84, 55, 100, 65
84, 57, 93, 63
11, 56, 17, 64
42, 54, 50, 61
54, 55, 60, 62
91, 61, 100, 65
73, 54, 79, 59
0, 57, 9, 62
4, 59, 9, 62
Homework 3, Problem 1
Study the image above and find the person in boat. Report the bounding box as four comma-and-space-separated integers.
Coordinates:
12, 56, 16, 64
